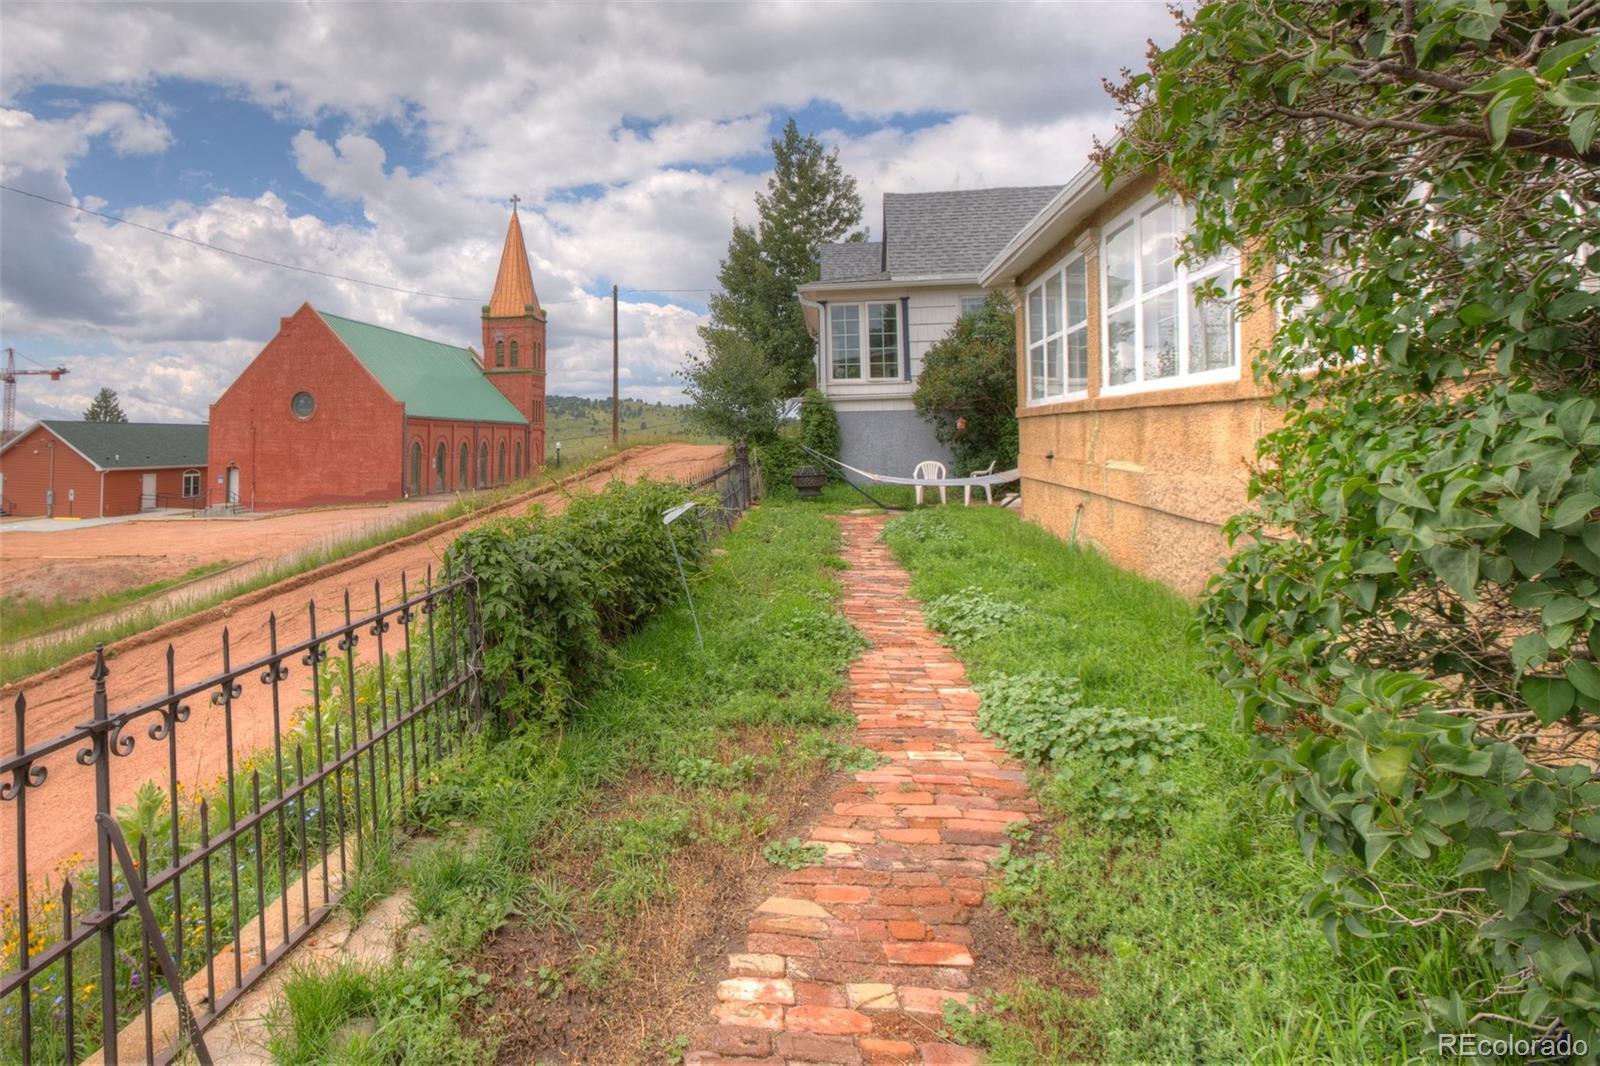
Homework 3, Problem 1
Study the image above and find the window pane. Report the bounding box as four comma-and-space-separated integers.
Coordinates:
1028, 287, 1044, 344
1067, 327, 1088, 393
960, 295, 986, 317
1141, 201, 1177, 292
1107, 305, 1137, 386
1045, 336, 1063, 396
1030, 343, 1046, 401
1044, 270, 1063, 336
1142, 288, 1179, 380
831, 305, 861, 379
868, 302, 899, 378
1188, 266, 1237, 373
1065, 258, 1087, 327
1105, 222, 1135, 306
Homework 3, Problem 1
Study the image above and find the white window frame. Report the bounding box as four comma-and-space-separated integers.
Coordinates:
827, 301, 901, 382
959, 294, 987, 318
1024, 251, 1089, 405
1099, 194, 1241, 397
181, 469, 201, 498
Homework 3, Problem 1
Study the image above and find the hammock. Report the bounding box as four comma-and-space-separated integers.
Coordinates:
796, 444, 1021, 489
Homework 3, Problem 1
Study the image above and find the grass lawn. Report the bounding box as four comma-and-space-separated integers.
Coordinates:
882, 505, 1492, 1064
0, 560, 235, 643
267, 498, 870, 1064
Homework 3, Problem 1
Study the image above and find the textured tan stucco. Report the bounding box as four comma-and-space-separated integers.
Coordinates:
1004, 174, 1280, 598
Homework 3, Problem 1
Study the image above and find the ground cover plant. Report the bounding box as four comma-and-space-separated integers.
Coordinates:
268, 497, 870, 1063
1108, 1, 1600, 1049
884, 506, 1501, 1063
0, 561, 234, 643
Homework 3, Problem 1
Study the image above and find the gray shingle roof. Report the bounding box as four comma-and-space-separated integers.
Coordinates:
882, 186, 1063, 277
818, 241, 886, 282
35, 421, 208, 469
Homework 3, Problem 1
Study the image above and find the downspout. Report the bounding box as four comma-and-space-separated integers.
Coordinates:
797, 295, 827, 387
99, 468, 105, 518
402, 411, 409, 498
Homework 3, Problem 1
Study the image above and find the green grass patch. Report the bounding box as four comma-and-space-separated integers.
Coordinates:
0, 560, 235, 643
267, 499, 861, 1063
883, 506, 1494, 1064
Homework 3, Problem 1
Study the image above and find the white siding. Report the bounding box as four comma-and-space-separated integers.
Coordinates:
813, 285, 985, 405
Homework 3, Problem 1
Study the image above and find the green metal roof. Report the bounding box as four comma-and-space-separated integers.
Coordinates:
318, 311, 528, 425
27, 421, 208, 469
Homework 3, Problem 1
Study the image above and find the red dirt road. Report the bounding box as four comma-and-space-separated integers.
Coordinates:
1, 444, 726, 900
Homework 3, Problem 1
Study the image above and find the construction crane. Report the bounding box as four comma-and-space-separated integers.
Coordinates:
2, 347, 69, 439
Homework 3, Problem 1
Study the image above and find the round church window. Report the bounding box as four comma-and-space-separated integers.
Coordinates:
291, 391, 315, 419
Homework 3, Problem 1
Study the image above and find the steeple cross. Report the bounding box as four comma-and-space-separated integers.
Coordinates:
510, 194, 521, 210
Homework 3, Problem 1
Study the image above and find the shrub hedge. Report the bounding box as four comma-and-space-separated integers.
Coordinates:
446, 479, 711, 726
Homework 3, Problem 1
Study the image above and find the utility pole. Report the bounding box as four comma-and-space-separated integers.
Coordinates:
611, 284, 620, 448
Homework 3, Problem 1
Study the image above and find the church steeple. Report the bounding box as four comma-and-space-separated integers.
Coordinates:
487, 199, 540, 318
481, 198, 546, 470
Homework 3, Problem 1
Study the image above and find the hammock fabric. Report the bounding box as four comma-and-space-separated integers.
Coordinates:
802, 447, 1021, 489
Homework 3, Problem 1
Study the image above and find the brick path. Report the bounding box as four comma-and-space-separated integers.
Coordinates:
686, 513, 1038, 1066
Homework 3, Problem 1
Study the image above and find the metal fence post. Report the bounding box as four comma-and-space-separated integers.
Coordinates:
89, 645, 119, 1066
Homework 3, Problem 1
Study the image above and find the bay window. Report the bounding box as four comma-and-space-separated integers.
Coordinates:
1102, 196, 1239, 392
1025, 253, 1088, 403
829, 301, 900, 381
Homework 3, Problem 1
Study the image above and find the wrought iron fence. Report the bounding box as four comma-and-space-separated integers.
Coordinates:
691, 445, 763, 530
1, 568, 487, 1065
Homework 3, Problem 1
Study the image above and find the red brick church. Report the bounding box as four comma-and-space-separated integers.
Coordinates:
207, 205, 548, 510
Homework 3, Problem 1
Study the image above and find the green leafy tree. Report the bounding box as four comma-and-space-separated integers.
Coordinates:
679, 328, 789, 448
798, 388, 841, 472
702, 119, 865, 394
83, 387, 128, 423
1107, 1, 1599, 1047
912, 293, 1018, 473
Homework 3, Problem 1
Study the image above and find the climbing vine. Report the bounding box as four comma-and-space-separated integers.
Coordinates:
1106, 1, 1599, 1048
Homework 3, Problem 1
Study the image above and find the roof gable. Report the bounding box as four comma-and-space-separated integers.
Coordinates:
316, 311, 527, 425
10, 421, 210, 469
882, 186, 1064, 278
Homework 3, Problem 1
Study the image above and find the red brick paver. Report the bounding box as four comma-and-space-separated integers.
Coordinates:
687, 513, 1038, 1065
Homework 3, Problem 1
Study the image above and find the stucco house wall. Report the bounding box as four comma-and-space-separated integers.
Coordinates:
984, 171, 1280, 597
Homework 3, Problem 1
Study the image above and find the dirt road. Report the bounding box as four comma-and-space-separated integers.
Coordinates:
1, 443, 726, 900
1, 496, 461, 604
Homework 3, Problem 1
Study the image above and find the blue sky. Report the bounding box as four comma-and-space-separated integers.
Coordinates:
0, 1, 1175, 423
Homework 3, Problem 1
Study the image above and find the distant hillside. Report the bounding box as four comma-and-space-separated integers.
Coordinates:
545, 395, 717, 463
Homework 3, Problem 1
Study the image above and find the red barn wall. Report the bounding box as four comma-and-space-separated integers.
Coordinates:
208, 304, 405, 510
0, 425, 101, 517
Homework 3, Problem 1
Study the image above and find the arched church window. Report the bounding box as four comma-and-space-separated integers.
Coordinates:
498, 440, 507, 483
510, 341, 519, 367
495, 340, 505, 367
459, 442, 469, 487
478, 442, 489, 487
434, 442, 446, 492
410, 441, 423, 495
514, 441, 523, 478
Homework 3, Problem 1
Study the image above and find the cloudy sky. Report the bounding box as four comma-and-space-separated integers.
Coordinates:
0, 1, 1175, 423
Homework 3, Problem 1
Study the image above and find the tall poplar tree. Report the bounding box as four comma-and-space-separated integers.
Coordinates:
700, 119, 865, 395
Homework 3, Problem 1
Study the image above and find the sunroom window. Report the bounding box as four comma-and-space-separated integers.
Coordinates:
1102, 197, 1239, 392
829, 302, 900, 380
1025, 253, 1088, 403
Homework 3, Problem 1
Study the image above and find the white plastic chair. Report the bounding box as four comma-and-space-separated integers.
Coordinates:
964, 459, 998, 506
913, 460, 948, 506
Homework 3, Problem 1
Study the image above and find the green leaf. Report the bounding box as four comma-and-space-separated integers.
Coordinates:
1498, 492, 1542, 537
1551, 492, 1599, 530
1543, 595, 1590, 627
1546, 81, 1600, 108
1573, 107, 1600, 155
1512, 631, 1550, 673
1364, 743, 1415, 797
1566, 659, 1600, 700
1533, 937, 1592, 992
1522, 676, 1577, 724
1506, 530, 1564, 577
1457, 847, 1502, 876
1536, 37, 1600, 79
1429, 544, 1480, 599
